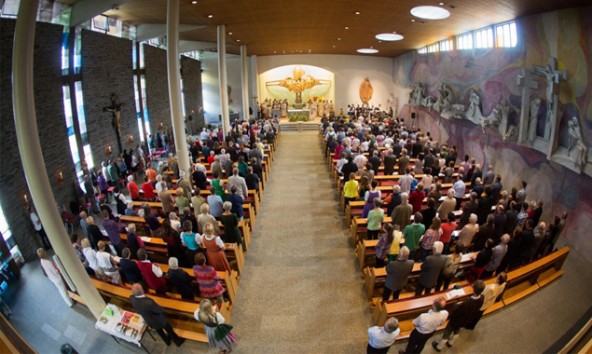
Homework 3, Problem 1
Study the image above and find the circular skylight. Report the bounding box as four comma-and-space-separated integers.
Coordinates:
375, 33, 404, 41
357, 48, 379, 54
410, 6, 450, 20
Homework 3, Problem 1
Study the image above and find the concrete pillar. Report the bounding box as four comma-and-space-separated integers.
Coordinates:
249, 54, 259, 115
240, 45, 249, 120
12, 0, 105, 318
217, 24, 230, 134
167, 0, 191, 177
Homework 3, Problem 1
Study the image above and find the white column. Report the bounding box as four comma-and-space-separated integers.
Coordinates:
217, 24, 230, 134
12, 0, 105, 318
240, 45, 249, 120
167, 0, 191, 176
249, 55, 259, 114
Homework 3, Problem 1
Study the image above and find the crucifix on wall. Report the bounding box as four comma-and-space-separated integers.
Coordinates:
516, 68, 539, 145
103, 93, 124, 153
532, 57, 567, 141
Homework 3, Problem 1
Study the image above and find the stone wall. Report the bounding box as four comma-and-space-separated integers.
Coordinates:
143, 44, 170, 135
181, 56, 204, 133
81, 30, 138, 165
0, 20, 78, 261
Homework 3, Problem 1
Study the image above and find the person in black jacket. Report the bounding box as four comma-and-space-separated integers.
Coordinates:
118, 248, 143, 284
166, 257, 195, 300
129, 283, 185, 347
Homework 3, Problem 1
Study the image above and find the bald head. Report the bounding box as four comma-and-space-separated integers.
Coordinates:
131, 283, 144, 297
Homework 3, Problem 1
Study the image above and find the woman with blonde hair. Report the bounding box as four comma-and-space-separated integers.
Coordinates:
197, 223, 231, 273
175, 187, 190, 214
194, 298, 236, 353
198, 203, 219, 234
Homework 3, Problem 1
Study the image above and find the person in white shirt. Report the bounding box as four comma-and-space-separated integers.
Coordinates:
227, 168, 249, 199
452, 175, 466, 210
96, 241, 122, 284
399, 169, 413, 195
367, 317, 400, 354
81, 238, 103, 278
29, 206, 51, 249
37, 248, 72, 307
402, 297, 448, 354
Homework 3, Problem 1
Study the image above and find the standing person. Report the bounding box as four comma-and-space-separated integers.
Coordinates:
343, 172, 360, 206
167, 257, 196, 300
403, 213, 425, 260
392, 193, 413, 231
383, 247, 414, 301
415, 242, 446, 296
367, 198, 385, 240
136, 248, 167, 295
452, 175, 466, 210
207, 187, 224, 219
362, 181, 382, 218
197, 223, 232, 273
30, 206, 51, 249
439, 213, 457, 255
101, 210, 124, 256
435, 245, 463, 292
432, 280, 486, 351
401, 297, 448, 354
129, 284, 185, 347
192, 253, 225, 307
117, 248, 143, 284
162, 220, 188, 267
375, 223, 394, 268
37, 248, 72, 307
220, 202, 245, 251
472, 272, 508, 327
366, 317, 400, 354
419, 217, 442, 261
195, 299, 237, 354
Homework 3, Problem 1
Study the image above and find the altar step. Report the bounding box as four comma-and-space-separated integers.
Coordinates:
279, 122, 320, 132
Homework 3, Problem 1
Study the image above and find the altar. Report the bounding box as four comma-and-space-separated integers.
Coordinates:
287, 109, 311, 122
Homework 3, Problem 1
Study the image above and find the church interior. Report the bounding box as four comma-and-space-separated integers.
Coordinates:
1, 0, 592, 353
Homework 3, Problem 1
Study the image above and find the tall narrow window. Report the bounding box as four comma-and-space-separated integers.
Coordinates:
0, 203, 22, 260
474, 27, 494, 49
440, 39, 453, 52
457, 33, 473, 50
495, 22, 518, 48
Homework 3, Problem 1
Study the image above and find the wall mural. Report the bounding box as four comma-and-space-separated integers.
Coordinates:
393, 6, 592, 263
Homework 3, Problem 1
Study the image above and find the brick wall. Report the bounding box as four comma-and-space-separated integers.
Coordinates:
81, 30, 138, 165
181, 56, 204, 132
143, 44, 171, 136
0, 20, 78, 261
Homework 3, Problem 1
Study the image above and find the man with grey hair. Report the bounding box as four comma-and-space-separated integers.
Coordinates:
392, 193, 413, 230
437, 189, 456, 220
367, 317, 400, 354
227, 168, 249, 199
129, 283, 185, 347
167, 257, 195, 300
415, 241, 447, 296
383, 246, 415, 301
484, 234, 510, 278
401, 297, 448, 354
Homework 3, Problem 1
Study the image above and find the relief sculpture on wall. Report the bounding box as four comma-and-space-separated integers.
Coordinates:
359, 78, 374, 105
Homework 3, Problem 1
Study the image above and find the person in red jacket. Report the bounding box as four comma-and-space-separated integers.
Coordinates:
409, 184, 426, 214
136, 248, 166, 295
127, 175, 140, 200
141, 176, 156, 201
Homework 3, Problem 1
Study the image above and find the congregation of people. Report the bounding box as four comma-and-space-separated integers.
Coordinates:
321, 114, 567, 353
35, 116, 278, 351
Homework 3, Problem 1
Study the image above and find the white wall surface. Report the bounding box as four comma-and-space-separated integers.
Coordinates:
257, 54, 395, 112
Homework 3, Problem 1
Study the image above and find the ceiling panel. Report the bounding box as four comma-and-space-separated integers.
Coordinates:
95, 0, 590, 57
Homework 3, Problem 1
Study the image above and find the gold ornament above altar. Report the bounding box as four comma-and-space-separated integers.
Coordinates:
277, 67, 322, 108
359, 77, 373, 105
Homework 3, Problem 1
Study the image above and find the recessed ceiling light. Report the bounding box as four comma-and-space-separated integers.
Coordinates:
354, 11, 360, 15
337, 37, 341, 40
345, 26, 349, 30
274, 51, 277, 53
410, 6, 450, 20
375, 33, 404, 41
191, 0, 197, 4
411, 19, 416, 22
357, 48, 379, 54
439, 2, 445, 5
332, 45, 336, 48
236, 39, 240, 42
207, 14, 213, 18
228, 32, 232, 35
378, 40, 382, 43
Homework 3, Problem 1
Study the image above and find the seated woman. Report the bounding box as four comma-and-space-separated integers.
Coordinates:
95, 241, 122, 285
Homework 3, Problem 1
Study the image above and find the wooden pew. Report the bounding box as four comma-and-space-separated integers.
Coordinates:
362, 252, 478, 299
373, 247, 570, 339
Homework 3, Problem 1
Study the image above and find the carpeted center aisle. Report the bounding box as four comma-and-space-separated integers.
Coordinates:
230, 130, 372, 353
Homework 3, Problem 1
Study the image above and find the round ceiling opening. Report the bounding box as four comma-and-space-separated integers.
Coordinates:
410, 6, 450, 20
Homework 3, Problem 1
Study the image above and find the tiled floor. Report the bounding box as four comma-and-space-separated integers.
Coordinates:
4, 131, 592, 353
